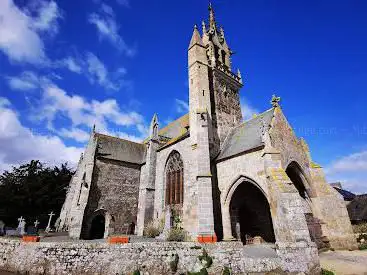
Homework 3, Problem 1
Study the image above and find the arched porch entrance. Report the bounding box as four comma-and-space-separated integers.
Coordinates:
285, 162, 324, 247
229, 181, 275, 244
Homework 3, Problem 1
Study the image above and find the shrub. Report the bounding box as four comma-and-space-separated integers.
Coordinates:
359, 243, 367, 250
222, 266, 231, 275
321, 269, 335, 275
352, 222, 367, 234
188, 268, 208, 275
143, 221, 160, 238
167, 227, 186, 242
198, 249, 213, 268
357, 233, 367, 243
132, 270, 140, 275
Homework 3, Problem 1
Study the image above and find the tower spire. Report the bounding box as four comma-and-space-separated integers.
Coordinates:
208, 2, 216, 31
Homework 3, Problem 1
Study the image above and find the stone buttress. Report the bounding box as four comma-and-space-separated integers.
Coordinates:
136, 114, 159, 235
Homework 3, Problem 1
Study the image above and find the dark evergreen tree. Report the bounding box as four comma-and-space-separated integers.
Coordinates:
0, 160, 74, 229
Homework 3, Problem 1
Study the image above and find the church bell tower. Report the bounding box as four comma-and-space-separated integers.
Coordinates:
188, 3, 243, 157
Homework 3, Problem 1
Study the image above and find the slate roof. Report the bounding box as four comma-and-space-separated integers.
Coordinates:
217, 108, 275, 161
347, 194, 367, 222
332, 186, 356, 201
95, 133, 146, 164
158, 113, 189, 140
143, 113, 190, 149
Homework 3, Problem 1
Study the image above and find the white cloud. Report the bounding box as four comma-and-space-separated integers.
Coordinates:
86, 52, 109, 87
59, 57, 82, 73
325, 150, 367, 194
240, 97, 259, 120
0, 97, 82, 172
6, 71, 40, 91
60, 127, 90, 143
85, 52, 128, 90
88, 3, 135, 56
0, 0, 61, 64
33, 82, 145, 139
116, 0, 130, 8
175, 99, 189, 113
31, 0, 61, 34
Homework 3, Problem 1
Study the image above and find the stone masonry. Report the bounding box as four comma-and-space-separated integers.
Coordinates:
0, 239, 320, 275
57, 4, 356, 267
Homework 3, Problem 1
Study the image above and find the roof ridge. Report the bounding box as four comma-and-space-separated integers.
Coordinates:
95, 132, 145, 146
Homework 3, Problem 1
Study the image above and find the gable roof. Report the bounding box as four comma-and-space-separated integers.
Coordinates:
158, 113, 189, 140
217, 108, 275, 161
347, 194, 367, 222
95, 133, 146, 164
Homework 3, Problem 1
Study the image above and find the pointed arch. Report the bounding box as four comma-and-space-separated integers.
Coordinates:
222, 176, 275, 244
164, 151, 184, 205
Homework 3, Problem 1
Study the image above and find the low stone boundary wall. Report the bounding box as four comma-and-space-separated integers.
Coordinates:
0, 239, 320, 275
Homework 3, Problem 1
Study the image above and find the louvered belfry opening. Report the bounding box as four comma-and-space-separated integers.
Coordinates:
165, 151, 184, 206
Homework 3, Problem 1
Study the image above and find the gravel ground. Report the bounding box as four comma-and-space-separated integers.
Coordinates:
320, 250, 367, 275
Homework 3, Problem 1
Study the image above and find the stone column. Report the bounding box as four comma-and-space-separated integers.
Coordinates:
221, 204, 234, 241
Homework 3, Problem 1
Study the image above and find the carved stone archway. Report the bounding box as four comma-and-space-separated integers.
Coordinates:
285, 162, 324, 248
222, 176, 275, 244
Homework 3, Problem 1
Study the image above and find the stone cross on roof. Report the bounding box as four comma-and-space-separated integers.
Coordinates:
271, 94, 281, 107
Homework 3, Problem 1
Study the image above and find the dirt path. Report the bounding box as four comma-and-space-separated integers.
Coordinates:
320, 250, 367, 275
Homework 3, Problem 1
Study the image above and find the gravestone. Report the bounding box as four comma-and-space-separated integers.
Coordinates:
0, 220, 5, 236
5, 227, 19, 237
27, 226, 38, 236
17, 217, 26, 236
45, 211, 55, 233
156, 206, 172, 240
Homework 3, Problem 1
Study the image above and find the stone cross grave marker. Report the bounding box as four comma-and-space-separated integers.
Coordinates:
156, 206, 172, 240
17, 216, 26, 235
45, 211, 55, 233
34, 220, 40, 228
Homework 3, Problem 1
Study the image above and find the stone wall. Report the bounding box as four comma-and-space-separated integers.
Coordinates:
269, 107, 357, 250
0, 239, 320, 275
82, 158, 141, 238
154, 137, 199, 238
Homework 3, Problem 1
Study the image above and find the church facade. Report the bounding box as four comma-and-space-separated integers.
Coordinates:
58, 5, 356, 250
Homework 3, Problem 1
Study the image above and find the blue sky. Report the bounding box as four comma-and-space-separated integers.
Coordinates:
0, 0, 366, 193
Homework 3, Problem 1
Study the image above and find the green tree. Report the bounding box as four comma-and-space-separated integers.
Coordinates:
0, 160, 74, 228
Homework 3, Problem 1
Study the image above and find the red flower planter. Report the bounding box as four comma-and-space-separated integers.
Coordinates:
108, 236, 129, 244
197, 234, 217, 243
22, 236, 40, 242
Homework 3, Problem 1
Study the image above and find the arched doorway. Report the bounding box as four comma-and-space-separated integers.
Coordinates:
285, 162, 324, 247
89, 214, 105, 239
229, 182, 275, 244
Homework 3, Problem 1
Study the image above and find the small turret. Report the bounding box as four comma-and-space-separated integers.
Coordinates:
237, 68, 242, 84
149, 113, 159, 141
189, 25, 203, 49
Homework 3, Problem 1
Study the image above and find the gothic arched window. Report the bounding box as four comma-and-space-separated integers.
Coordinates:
165, 151, 184, 205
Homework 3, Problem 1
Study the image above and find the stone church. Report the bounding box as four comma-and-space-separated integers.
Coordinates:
58, 4, 356, 250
